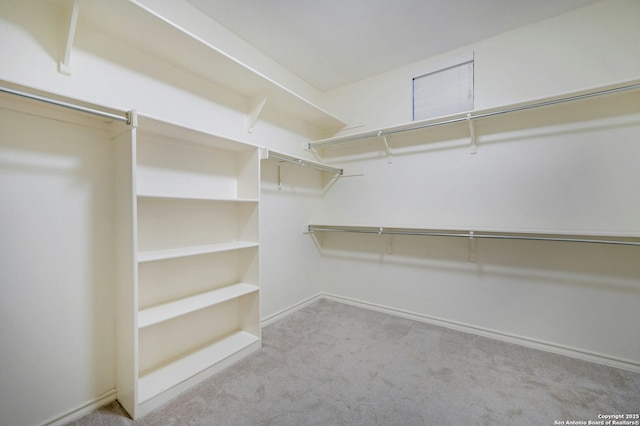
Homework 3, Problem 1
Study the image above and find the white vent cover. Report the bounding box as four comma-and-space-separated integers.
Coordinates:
413, 59, 474, 121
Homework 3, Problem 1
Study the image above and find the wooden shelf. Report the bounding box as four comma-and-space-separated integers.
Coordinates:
136, 114, 257, 152
68, 0, 345, 133
138, 241, 259, 263
138, 283, 259, 328
308, 79, 640, 151
137, 193, 259, 204
138, 330, 260, 403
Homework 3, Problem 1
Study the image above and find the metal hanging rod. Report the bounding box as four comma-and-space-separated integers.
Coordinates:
267, 150, 343, 175
308, 82, 640, 149
0, 85, 130, 124
307, 225, 640, 247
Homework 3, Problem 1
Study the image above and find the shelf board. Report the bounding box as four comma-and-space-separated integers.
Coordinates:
138, 330, 260, 403
308, 224, 640, 244
72, 0, 345, 133
137, 193, 259, 203
136, 114, 258, 152
138, 241, 259, 263
309, 79, 640, 149
139, 283, 259, 329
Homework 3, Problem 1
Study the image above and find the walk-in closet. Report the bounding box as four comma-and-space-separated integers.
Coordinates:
1, 1, 639, 425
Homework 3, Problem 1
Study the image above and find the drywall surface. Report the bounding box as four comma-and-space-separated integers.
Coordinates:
0, 0, 320, 148
318, 232, 640, 368
133, 0, 325, 108
316, 0, 640, 369
323, 0, 640, 133
315, 111, 640, 365
0, 1, 322, 423
319, 94, 640, 235
0, 105, 116, 426
315, 107, 640, 367
260, 160, 326, 320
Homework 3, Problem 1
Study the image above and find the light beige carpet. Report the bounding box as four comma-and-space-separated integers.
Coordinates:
72, 298, 640, 425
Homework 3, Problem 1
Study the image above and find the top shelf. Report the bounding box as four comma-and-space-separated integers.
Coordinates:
136, 114, 256, 152
309, 79, 640, 150
68, 0, 346, 134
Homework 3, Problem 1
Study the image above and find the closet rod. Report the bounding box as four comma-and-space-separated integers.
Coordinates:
268, 150, 343, 174
0, 86, 130, 123
308, 225, 640, 247
308, 82, 640, 148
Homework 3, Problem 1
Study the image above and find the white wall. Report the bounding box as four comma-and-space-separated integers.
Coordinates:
0, 101, 116, 426
0, 0, 320, 149
317, 0, 640, 370
0, 1, 321, 424
134, 0, 326, 109
323, 0, 640, 133
260, 160, 328, 320
1, 0, 639, 424
319, 94, 640, 234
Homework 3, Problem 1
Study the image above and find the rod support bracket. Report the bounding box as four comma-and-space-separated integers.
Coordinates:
467, 113, 477, 154
59, 0, 80, 75
385, 234, 394, 254
248, 95, 268, 133
468, 231, 477, 262
379, 132, 393, 163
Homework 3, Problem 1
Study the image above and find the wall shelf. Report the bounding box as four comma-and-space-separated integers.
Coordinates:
309, 224, 640, 249
264, 148, 343, 175
137, 194, 259, 203
53, 0, 345, 134
308, 79, 640, 152
262, 148, 344, 190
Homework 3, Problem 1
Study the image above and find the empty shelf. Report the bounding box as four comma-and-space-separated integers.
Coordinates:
138, 283, 259, 329
138, 241, 259, 263
138, 331, 260, 403
137, 193, 259, 203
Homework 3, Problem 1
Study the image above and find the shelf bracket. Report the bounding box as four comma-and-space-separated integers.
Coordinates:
59, 0, 80, 76
277, 161, 283, 190
468, 231, 477, 262
379, 132, 393, 163
385, 234, 394, 254
467, 113, 477, 154
248, 96, 268, 133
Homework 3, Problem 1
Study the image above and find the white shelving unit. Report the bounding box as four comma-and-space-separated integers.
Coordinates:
116, 113, 261, 419
50, 0, 346, 135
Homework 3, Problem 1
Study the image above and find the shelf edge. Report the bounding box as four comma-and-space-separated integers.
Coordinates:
138, 283, 259, 328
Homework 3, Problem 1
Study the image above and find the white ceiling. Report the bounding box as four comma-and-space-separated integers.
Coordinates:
188, 0, 600, 92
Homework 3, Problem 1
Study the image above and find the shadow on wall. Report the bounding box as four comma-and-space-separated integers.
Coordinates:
318, 89, 640, 162
0, 103, 116, 425
311, 231, 640, 295
261, 157, 339, 196
0, 0, 60, 67
3, 0, 318, 138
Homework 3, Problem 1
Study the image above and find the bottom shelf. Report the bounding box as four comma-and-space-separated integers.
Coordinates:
138, 330, 260, 403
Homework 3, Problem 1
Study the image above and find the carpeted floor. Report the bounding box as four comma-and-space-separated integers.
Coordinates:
71, 298, 640, 425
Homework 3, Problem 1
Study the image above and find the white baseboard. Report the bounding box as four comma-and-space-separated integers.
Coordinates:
40, 389, 117, 426
261, 293, 324, 326
278, 292, 640, 374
